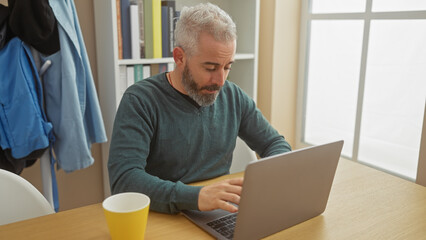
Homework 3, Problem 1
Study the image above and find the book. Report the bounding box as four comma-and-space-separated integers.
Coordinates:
167, 62, 175, 71
152, 0, 162, 58
159, 63, 168, 73
130, 2, 140, 59
116, 0, 123, 59
134, 64, 144, 82
119, 65, 127, 96
151, 64, 160, 75
120, 0, 132, 59
161, 6, 169, 58
138, 0, 145, 58
142, 65, 151, 79
126, 65, 135, 87
161, 0, 176, 57
143, 0, 153, 58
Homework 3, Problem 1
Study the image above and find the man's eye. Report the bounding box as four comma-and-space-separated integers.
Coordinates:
206, 68, 216, 72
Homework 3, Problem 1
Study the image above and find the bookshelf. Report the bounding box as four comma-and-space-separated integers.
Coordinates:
93, 0, 260, 196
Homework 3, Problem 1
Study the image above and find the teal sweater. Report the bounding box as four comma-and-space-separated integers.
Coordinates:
108, 73, 291, 214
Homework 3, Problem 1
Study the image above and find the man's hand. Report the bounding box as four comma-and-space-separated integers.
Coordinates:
198, 177, 244, 213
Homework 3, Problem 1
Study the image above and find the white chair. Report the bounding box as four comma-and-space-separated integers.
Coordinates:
230, 137, 258, 173
416, 102, 426, 187
0, 169, 55, 225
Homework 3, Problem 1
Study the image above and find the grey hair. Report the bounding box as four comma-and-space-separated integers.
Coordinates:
174, 3, 237, 57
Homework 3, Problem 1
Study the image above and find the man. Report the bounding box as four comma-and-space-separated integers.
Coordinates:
108, 3, 291, 214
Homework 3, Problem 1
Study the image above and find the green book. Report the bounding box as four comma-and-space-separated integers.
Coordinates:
134, 64, 144, 82
143, 0, 153, 58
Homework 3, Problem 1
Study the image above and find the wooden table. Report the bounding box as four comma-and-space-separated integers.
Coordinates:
1, 159, 426, 239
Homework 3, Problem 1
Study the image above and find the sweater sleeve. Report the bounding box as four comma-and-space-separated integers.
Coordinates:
108, 91, 202, 214
236, 87, 292, 157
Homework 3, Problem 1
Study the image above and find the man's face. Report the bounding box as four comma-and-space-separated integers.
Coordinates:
181, 32, 236, 107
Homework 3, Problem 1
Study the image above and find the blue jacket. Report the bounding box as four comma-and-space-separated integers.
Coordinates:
41, 0, 107, 172
0, 38, 53, 159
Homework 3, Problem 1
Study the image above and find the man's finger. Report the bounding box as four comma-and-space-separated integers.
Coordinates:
220, 192, 241, 205
219, 200, 239, 213
228, 177, 244, 186
224, 184, 242, 195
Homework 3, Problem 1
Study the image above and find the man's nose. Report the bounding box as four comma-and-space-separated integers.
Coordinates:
212, 69, 226, 86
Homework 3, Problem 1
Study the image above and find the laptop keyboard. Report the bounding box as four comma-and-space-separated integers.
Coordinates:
206, 213, 237, 239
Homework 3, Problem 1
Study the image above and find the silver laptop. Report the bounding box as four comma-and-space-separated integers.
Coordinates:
182, 140, 344, 240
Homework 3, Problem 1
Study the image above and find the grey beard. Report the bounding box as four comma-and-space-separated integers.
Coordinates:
181, 66, 221, 107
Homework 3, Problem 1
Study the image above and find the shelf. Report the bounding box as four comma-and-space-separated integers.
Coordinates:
118, 53, 255, 66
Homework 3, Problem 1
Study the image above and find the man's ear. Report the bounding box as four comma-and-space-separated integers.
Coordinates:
173, 47, 186, 68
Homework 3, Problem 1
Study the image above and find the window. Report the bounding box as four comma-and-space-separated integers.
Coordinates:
297, 0, 426, 180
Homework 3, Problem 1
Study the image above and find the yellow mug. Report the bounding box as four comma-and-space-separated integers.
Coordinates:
103, 192, 150, 240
